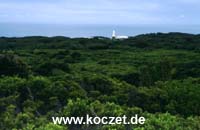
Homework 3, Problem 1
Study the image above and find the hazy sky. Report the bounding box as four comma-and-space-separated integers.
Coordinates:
0, 0, 199, 24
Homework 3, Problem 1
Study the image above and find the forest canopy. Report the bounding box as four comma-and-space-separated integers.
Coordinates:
0, 33, 200, 130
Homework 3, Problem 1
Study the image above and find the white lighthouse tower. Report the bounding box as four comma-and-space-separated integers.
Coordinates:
112, 30, 116, 39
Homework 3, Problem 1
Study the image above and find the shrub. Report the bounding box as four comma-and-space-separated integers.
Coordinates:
0, 54, 30, 77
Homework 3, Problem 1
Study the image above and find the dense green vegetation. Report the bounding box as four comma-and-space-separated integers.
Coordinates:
0, 32, 200, 130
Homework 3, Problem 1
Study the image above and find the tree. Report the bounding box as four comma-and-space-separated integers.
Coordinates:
0, 54, 30, 77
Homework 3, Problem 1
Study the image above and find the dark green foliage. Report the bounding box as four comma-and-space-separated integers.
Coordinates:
81, 74, 114, 94
112, 72, 140, 86
0, 54, 30, 77
139, 58, 176, 86
35, 60, 70, 75
0, 33, 200, 130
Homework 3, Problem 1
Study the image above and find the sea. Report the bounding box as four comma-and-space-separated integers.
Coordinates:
0, 23, 199, 38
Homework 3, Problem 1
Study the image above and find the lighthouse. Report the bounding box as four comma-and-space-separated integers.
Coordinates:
112, 30, 128, 40
112, 30, 116, 39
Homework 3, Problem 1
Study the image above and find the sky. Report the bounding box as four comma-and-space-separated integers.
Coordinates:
0, 0, 200, 25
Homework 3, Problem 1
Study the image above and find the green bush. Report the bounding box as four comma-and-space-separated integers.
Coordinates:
0, 54, 30, 77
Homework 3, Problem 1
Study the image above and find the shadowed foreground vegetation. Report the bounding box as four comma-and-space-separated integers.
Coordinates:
0, 32, 200, 130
